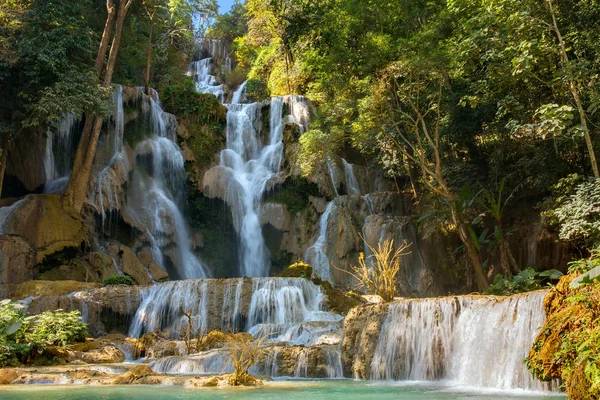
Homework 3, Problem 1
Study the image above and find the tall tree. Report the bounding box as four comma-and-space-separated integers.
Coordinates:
63, 0, 134, 212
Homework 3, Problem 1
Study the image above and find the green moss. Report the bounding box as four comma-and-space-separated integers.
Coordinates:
263, 176, 320, 214
103, 274, 135, 285
245, 78, 269, 102
279, 262, 312, 278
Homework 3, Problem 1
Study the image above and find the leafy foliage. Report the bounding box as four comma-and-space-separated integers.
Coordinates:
103, 274, 136, 285
545, 175, 600, 247
486, 268, 563, 296
0, 300, 87, 366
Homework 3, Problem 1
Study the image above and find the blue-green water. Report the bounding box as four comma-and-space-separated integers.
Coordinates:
0, 380, 564, 400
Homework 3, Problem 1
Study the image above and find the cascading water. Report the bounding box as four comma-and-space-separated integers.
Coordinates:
369, 291, 557, 392
194, 53, 313, 277
341, 158, 360, 195
304, 202, 335, 282
43, 113, 79, 194
188, 59, 224, 101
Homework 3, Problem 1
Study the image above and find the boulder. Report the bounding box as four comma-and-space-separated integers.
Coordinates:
136, 248, 168, 282
341, 303, 389, 378
260, 203, 291, 232
112, 365, 156, 385
0, 194, 86, 263
0, 235, 36, 284
0, 369, 20, 384
120, 245, 153, 285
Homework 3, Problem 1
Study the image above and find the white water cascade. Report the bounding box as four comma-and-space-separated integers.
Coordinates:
195, 53, 313, 277
369, 291, 557, 392
131, 277, 344, 378
342, 158, 360, 195
43, 113, 79, 194
304, 202, 335, 282
128, 277, 342, 343
124, 91, 209, 279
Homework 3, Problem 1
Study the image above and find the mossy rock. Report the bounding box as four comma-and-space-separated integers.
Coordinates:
12, 280, 101, 298
279, 262, 312, 278
527, 274, 600, 399
316, 280, 365, 315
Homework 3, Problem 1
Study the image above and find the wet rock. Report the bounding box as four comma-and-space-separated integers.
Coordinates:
120, 245, 153, 285
341, 303, 389, 378
260, 203, 291, 231
112, 365, 156, 384
136, 248, 168, 282
3, 280, 100, 299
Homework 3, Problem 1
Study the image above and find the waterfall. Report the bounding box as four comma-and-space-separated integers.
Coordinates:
122, 91, 209, 279
369, 291, 556, 391
188, 59, 224, 101
304, 202, 335, 282
231, 80, 247, 104
128, 278, 342, 345
342, 158, 360, 195
43, 112, 79, 193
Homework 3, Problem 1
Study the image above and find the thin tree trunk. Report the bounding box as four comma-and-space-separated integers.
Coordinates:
451, 206, 490, 291
95, 0, 117, 73
144, 19, 153, 95
0, 138, 8, 198
63, 0, 133, 213
547, 0, 599, 177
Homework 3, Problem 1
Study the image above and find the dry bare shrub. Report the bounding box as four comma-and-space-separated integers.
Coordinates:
225, 330, 271, 386
340, 238, 411, 302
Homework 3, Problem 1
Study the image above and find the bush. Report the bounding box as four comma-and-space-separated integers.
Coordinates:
0, 300, 88, 366
244, 78, 269, 102
103, 274, 135, 285
22, 310, 88, 351
544, 174, 600, 247
486, 267, 563, 295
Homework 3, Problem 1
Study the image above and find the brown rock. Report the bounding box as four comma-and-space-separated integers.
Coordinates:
112, 365, 156, 384
0, 235, 36, 284
0, 194, 86, 263
0, 369, 20, 384
120, 245, 152, 285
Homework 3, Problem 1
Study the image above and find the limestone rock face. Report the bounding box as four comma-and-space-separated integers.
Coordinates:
0, 194, 86, 263
341, 303, 389, 379
260, 203, 291, 232
136, 248, 169, 282
202, 166, 233, 201
0, 235, 36, 284
120, 245, 152, 285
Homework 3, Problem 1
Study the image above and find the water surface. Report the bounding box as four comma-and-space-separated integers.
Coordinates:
0, 380, 565, 400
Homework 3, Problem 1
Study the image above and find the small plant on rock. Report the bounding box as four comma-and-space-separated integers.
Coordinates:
340, 238, 410, 302
103, 274, 135, 286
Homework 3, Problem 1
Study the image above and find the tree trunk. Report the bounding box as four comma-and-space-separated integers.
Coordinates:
451, 206, 490, 291
95, 0, 117, 73
63, 0, 133, 213
0, 138, 8, 198
547, 0, 599, 177
144, 19, 153, 95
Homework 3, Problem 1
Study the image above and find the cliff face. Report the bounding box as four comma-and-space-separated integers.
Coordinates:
0, 83, 570, 296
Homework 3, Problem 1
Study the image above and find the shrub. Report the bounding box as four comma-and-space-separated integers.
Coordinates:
486, 267, 563, 295
0, 300, 88, 366
22, 310, 88, 351
244, 78, 269, 102
103, 274, 135, 285
544, 174, 600, 248
340, 239, 410, 302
